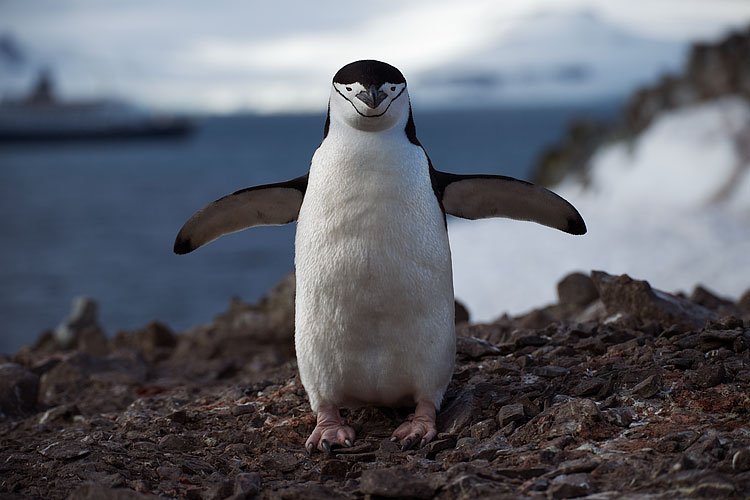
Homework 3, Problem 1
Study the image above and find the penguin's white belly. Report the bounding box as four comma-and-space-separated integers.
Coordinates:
294, 140, 455, 411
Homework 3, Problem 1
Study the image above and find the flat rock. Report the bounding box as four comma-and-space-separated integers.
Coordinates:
37, 441, 90, 460
455, 335, 501, 358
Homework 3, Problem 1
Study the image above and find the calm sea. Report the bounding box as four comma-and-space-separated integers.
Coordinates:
0, 103, 619, 353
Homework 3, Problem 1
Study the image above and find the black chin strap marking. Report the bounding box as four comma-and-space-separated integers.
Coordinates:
333, 85, 406, 118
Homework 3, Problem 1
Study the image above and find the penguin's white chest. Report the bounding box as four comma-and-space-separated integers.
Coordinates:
294, 131, 456, 411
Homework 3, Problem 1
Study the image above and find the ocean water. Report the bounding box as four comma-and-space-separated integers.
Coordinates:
0, 103, 619, 353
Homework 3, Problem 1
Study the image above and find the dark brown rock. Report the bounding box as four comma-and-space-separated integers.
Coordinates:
515, 308, 558, 329
454, 299, 470, 325
738, 288, 750, 312
688, 363, 725, 388
570, 377, 606, 397
630, 375, 663, 398
700, 329, 741, 343
513, 399, 607, 445
497, 403, 526, 427
548, 473, 592, 499
601, 407, 635, 427
359, 468, 436, 500
68, 484, 162, 500
320, 459, 348, 479
558, 273, 599, 307
732, 448, 750, 472
0, 363, 39, 419
469, 418, 496, 439
112, 321, 177, 362
4, 267, 750, 499
592, 271, 718, 328
437, 387, 479, 434
690, 285, 736, 311
54, 296, 101, 350
37, 441, 90, 460
455, 335, 501, 358
230, 472, 262, 500
427, 437, 456, 455
158, 434, 192, 452
471, 430, 510, 460
535, 366, 570, 378
576, 337, 606, 355
516, 334, 549, 347
551, 458, 602, 476
38, 403, 79, 425
76, 326, 110, 356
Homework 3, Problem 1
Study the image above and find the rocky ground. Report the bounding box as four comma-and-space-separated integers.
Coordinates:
1, 270, 749, 499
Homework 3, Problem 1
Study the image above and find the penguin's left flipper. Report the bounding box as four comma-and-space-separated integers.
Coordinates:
174, 174, 308, 255
434, 170, 586, 235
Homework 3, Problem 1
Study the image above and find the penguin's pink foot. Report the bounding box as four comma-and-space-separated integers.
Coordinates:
305, 405, 355, 454
391, 400, 438, 451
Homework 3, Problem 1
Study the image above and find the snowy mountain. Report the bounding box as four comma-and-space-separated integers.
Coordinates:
415, 10, 685, 106
0, 7, 700, 113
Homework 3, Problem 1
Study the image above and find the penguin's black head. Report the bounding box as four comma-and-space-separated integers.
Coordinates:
329, 60, 410, 132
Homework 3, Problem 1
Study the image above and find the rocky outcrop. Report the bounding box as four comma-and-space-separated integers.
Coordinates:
530, 25, 750, 187
625, 27, 750, 135
1, 271, 748, 499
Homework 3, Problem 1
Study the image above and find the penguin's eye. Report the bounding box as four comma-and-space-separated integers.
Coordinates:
345, 86, 352, 91
391, 86, 396, 91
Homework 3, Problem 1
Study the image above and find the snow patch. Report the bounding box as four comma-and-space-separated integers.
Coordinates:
449, 98, 750, 321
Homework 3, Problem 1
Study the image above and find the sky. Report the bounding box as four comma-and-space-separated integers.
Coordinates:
1, 0, 750, 112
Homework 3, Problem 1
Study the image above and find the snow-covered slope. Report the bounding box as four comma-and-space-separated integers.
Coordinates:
448, 97, 750, 321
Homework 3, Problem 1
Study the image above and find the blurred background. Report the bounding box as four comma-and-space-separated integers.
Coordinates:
1, 0, 749, 353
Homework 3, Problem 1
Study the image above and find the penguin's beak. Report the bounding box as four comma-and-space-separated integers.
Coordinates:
356, 85, 387, 109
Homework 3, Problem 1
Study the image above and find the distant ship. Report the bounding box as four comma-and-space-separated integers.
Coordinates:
0, 70, 193, 142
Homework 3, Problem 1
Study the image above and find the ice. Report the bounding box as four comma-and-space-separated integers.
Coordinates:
449, 97, 750, 321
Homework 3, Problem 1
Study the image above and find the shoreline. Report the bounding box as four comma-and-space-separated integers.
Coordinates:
2, 270, 748, 499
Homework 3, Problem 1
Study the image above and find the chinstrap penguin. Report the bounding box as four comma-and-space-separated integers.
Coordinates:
174, 60, 586, 453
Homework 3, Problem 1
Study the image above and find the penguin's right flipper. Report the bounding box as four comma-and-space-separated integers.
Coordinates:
433, 170, 586, 235
174, 174, 308, 254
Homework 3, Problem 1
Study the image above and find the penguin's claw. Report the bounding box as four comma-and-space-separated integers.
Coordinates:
320, 439, 331, 454
401, 438, 413, 452
391, 400, 438, 452
305, 406, 356, 454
